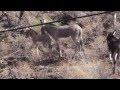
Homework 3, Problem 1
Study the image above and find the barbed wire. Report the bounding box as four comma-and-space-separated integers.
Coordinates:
0, 11, 118, 33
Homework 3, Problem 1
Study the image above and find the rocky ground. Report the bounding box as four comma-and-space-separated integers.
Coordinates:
0, 11, 120, 79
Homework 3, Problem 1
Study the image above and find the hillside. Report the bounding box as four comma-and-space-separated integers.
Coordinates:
0, 11, 120, 79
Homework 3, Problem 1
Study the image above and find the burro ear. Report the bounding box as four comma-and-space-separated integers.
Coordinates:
116, 36, 119, 39
40, 19, 46, 26
112, 30, 117, 36
43, 19, 47, 23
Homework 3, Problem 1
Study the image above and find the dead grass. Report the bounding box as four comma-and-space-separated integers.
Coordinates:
0, 11, 120, 79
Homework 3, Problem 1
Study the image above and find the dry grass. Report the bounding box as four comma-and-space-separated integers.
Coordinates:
0, 11, 120, 79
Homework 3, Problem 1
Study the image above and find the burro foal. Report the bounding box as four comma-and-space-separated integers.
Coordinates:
24, 29, 52, 56
41, 21, 83, 57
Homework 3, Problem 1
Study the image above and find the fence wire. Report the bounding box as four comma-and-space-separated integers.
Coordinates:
0, 11, 118, 33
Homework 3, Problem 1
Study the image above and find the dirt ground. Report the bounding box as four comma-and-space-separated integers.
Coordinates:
0, 11, 120, 79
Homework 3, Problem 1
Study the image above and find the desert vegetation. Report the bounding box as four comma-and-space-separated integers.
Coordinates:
0, 11, 120, 79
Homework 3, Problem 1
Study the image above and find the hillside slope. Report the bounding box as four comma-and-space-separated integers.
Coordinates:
0, 11, 120, 79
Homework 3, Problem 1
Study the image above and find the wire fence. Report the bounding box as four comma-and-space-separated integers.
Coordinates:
0, 11, 118, 33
